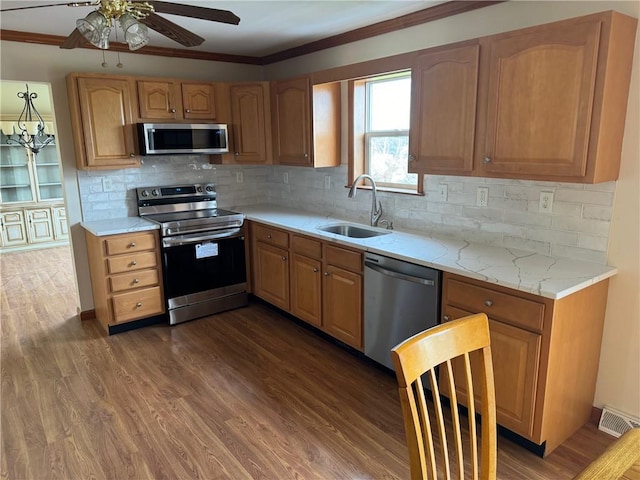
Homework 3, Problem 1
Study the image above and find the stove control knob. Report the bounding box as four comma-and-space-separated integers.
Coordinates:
140, 189, 150, 197
151, 189, 160, 196
205, 185, 214, 192
196, 185, 203, 193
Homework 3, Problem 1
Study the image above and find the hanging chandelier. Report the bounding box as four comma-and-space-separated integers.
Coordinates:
76, 0, 153, 51
7, 84, 54, 155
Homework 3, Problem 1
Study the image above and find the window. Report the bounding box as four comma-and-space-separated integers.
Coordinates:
349, 71, 421, 194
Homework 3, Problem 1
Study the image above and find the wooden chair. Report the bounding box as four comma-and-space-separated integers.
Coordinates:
391, 313, 497, 480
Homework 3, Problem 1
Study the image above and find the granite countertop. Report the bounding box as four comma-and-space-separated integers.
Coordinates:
237, 205, 617, 300
81, 217, 159, 237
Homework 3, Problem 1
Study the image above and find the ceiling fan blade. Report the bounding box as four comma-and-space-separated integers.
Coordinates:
139, 12, 205, 47
148, 1, 240, 25
0, 1, 94, 12
60, 28, 89, 49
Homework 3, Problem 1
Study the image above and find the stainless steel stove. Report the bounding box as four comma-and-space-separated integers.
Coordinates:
137, 183, 247, 325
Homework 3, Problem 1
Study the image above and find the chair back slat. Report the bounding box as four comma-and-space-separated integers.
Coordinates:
391, 313, 497, 480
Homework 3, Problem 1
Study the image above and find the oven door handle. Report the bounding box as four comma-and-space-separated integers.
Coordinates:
162, 228, 244, 248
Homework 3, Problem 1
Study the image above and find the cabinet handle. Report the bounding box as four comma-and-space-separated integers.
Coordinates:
313, 268, 318, 273
129, 242, 136, 248
303, 153, 308, 158
324, 272, 329, 277
443, 315, 450, 322
133, 278, 140, 284
131, 260, 137, 266
484, 299, 493, 307
130, 153, 135, 157
136, 302, 143, 308
483, 156, 492, 164
408, 154, 416, 162
235, 152, 239, 156
185, 109, 191, 113
282, 256, 287, 261
170, 108, 176, 113
267, 234, 272, 239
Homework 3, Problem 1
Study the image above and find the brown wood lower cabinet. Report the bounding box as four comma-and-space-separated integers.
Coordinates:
442, 272, 610, 456
85, 229, 165, 333
250, 221, 363, 350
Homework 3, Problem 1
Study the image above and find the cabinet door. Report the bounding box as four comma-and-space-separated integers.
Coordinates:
444, 306, 540, 438
323, 264, 363, 349
478, 20, 601, 178
0, 211, 28, 247
271, 77, 312, 166
26, 208, 54, 244
75, 77, 138, 168
253, 241, 290, 310
137, 80, 181, 120
409, 44, 479, 175
182, 83, 216, 120
52, 206, 68, 241
291, 253, 322, 327
230, 83, 271, 164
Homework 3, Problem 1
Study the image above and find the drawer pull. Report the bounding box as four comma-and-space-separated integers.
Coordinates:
131, 260, 137, 266
324, 272, 329, 277
282, 256, 287, 261
443, 315, 450, 322
484, 299, 493, 307
133, 278, 140, 284
129, 242, 136, 248
136, 302, 143, 308
267, 234, 272, 239
313, 268, 319, 273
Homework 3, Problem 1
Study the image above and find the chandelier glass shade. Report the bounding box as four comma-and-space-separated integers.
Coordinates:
76, 1, 153, 51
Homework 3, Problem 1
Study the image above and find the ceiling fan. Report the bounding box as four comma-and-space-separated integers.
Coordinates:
0, 0, 240, 51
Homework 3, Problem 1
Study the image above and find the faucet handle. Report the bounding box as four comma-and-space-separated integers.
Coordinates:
379, 219, 394, 230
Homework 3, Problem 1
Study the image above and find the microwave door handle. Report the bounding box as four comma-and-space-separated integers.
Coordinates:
162, 228, 243, 247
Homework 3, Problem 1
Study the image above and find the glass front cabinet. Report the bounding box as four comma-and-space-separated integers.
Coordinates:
0, 133, 68, 250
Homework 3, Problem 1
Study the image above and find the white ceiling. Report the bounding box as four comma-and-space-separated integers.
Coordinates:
0, 0, 443, 57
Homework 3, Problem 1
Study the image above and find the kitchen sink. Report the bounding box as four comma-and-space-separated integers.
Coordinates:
317, 223, 391, 238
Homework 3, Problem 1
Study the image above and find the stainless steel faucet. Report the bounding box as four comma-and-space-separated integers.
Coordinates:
348, 174, 383, 227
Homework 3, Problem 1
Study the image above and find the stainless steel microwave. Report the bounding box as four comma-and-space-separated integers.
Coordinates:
137, 123, 229, 155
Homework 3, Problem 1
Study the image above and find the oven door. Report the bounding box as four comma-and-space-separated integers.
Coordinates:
161, 227, 247, 310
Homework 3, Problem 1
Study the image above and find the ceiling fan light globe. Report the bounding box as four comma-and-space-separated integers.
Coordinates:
120, 13, 149, 50
76, 10, 110, 49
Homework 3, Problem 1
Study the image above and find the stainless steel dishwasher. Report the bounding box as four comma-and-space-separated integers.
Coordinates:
364, 252, 441, 370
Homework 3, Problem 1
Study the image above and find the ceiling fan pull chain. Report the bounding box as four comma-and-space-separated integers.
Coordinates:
101, 49, 108, 68
115, 24, 123, 68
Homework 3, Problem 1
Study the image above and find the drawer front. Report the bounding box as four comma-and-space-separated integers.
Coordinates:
291, 235, 322, 259
105, 232, 157, 255
110, 269, 160, 293
112, 286, 164, 323
107, 251, 157, 274
2, 212, 23, 223
253, 223, 289, 248
325, 245, 362, 273
446, 278, 544, 332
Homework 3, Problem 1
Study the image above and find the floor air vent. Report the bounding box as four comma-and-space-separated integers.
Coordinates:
598, 406, 640, 438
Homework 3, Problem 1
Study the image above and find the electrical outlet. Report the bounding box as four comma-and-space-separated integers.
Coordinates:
236, 172, 243, 184
324, 175, 331, 190
283, 172, 289, 184
439, 184, 448, 202
476, 187, 489, 207
539, 191, 554, 213
102, 177, 114, 192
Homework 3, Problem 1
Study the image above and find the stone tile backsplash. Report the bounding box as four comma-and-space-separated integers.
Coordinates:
77, 156, 614, 264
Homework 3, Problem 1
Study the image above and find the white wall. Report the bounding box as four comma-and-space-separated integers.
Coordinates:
1, 0, 638, 420
264, 0, 640, 421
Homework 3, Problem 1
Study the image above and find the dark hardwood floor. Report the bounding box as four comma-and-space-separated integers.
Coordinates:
1, 246, 616, 479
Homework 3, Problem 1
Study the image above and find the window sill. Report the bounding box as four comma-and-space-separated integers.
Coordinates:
344, 184, 424, 196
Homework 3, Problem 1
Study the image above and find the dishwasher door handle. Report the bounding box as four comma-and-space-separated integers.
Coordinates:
365, 262, 436, 286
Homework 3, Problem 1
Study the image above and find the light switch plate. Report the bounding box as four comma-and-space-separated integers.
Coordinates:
236, 172, 243, 183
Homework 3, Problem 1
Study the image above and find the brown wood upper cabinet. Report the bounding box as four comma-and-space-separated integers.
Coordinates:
229, 82, 273, 164
66, 73, 139, 170
408, 11, 637, 183
270, 76, 341, 168
408, 42, 479, 175
137, 80, 217, 121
